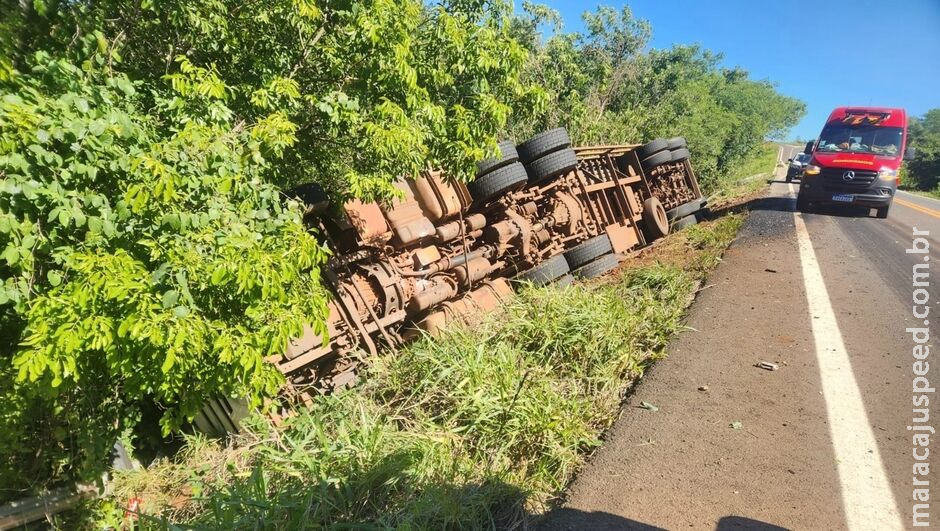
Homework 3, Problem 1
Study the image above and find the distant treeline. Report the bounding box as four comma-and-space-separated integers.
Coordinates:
505, 3, 806, 191
903, 109, 940, 193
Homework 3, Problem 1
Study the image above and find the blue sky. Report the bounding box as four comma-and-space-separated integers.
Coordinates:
530, 0, 940, 140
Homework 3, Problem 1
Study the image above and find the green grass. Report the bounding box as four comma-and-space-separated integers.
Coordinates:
70, 215, 744, 530
708, 143, 780, 205
902, 188, 940, 200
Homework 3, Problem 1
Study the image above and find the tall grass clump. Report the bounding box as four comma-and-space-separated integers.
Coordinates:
82, 218, 743, 530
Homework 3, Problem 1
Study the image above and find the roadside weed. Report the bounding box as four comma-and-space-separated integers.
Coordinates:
86, 216, 741, 530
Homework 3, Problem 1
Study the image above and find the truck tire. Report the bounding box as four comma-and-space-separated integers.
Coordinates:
564, 233, 613, 269
876, 205, 890, 219
526, 148, 578, 183
517, 128, 571, 164
636, 138, 669, 160
468, 162, 528, 204
573, 253, 621, 279
666, 197, 706, 221
476, 140, 519, 176
673, 214, 698, 230
796, 190, 810, 212
666, 137, 687, 150
670, 148, 690, 162
515, 254, 570, 285
554, 273, 575, 288
642, 196, 669, 241
640, 150, 673, 172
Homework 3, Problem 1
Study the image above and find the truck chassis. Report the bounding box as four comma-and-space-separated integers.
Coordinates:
195, 129, 705, 434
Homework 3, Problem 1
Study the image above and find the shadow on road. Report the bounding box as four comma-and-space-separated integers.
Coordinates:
716, 516, 790, 530
706, 195, 795, 219
706, 188, 879, 221
800, 203, 881, 218
537, 508, 791, 530
538, 508, 667, 530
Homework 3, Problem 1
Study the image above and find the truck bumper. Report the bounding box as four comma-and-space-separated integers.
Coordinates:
798, 178, 895, 208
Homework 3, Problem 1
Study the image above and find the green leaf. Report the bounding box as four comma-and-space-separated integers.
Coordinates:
47, 271, 62, 287
102, 218, 116, 237
2, 246, 19, 265
210, 267, 226, 285
72, 207, 86, 228
162, 290, 179, 308
161, 351, 176, 373
175, 271, 194, 305
87, 216, 102, 234
172, 305, 189, 318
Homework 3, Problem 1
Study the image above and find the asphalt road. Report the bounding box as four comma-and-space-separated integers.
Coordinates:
540, 159, 939, 530
777, 144, 805, 165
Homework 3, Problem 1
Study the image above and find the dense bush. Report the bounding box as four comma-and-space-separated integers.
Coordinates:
0, 50, 330, 491
902, 109, 940, 193
95, 262, 701, 528
1, 0, 535, 494
506, 3, 806, 191
6, 0, 541, 200
87, 214, 742, 529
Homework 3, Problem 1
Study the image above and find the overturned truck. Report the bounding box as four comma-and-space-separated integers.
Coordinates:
196, 129, 706, 432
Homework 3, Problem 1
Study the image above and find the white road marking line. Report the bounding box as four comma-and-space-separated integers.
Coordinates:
793, 210, 903, 530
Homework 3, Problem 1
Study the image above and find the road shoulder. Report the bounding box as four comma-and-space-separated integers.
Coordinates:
539, 185, 846, 530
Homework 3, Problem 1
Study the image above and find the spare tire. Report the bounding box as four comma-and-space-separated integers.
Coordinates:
526, 148, 578, 183
517, 128, 571, 164
476, 140, 519, 176
573, 253, 621, 280
670, 147, 690, 162
564, 233, 613, 269
640, 150, 673, 172
641, 196, 669, 241
666, 137, 687, 150
636, 138, 669, 160
468, 162, 528, 204
515, 254, 570, 286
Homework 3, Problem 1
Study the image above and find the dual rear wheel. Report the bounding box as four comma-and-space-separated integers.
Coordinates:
469, 128, 578, 204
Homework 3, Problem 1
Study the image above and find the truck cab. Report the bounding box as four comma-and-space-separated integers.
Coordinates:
797, 107, 914, 218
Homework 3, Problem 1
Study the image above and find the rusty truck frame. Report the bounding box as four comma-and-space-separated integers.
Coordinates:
195, 129, 706, 434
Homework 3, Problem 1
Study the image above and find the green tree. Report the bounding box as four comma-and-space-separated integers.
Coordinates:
4, 0, 541, 200
903, 109, 940, 191
0, 51, 330, 489
0, 0, 538, 493
506, 5, 805, 191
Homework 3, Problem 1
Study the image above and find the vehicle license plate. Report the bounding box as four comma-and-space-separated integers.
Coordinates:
832, 194, 854, 203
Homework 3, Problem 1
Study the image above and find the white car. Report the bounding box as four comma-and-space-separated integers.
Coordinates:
786, 152, 811, 182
